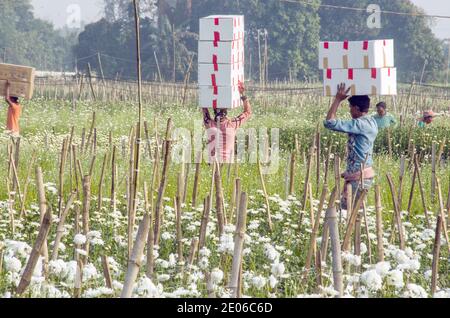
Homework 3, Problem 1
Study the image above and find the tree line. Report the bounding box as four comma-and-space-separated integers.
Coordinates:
0, 0, 446, 83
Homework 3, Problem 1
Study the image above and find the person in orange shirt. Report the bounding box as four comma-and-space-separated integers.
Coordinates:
4, 80, 22, 136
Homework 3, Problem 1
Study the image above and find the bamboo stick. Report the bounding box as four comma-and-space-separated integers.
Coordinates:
81, 175, 91, 265
101, 255, 113, 289
16, 208, 52, 295
121, 213, 151, 298
257, 158, 273, 231
214, 160, 225, 237
414, 156, 430, 228
192, 151, 202, 207
35, 167, 49, 274
386, 174, 406, 250
198, 196, 211, 251
175, 196, 184, 264
289, 152, 296, 195
431, 215, 442, 296
342, 190, 367, 252
187, 238, 199, 268
375, 185, 384, 262
97, 153, 108, 210
154, 118, 173, 245
305, 185, 330, 276
19, 151, 37, 217
51, 191, 77, 261
229, 192, 248, 298
325, 191, 343, 297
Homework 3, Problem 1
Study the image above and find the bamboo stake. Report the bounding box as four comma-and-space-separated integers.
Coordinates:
214, 160, 225, 237
35, 167, 49, 273
386, 174, 406, 250
19, 149, 36, 215
192, 151, 202, 207
198, 196, 211, 252
187, 238, 199, 267
414, 156, 430, 228
325, 191, 343, 297
431, 143, 436, 203
175, 196, 184, 264
101, 255, 113, 289
257, 158, 273, 231
342, 190, 367, 252
16, 208, 52, 295
121, 212, 151, 298
406, 159, 418, 220
398, 155, 406, 209
304, 185, 330, 276
154, 119, 173, 245
97, 152, 108, 210
431, 215, 442, 296
289, 152, 296, 195
51, 191, 77, 260
81, 176, 91, 265
375, 185, 384, 262
436, 179, 450, 253
229, 192, 248, 298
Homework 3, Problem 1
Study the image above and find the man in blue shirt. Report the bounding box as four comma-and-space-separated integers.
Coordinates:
324, 83, 378, 209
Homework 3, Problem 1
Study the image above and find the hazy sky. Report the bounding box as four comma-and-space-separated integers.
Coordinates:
31, 0, 450, 39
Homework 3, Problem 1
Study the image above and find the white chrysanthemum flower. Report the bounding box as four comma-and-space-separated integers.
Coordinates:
74, 234, 87, 245
135, 276, 163, 298
271, 262, 285, 277
157, 274, 170, 282
211, 268, 224, 285
360, 270, 382, 292
264, 243, 280, 262
342, 252, 361, 266
424, 270, 432, 281
269, 275, 278, 289
251, 275, 267, 290
82, 263, 98, 281
4, 256, 22, 273
387, 270, 404, 289
433, 289, 450, 298
218, 233, 235, 255
403, 284, 428, 298
375, 261, 391, 277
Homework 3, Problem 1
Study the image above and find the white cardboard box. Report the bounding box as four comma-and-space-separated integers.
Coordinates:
323, 68, 397, 96
199, 85, 241, 109
199, 15, 244, 42
198, 39, 244, 65
198, 62, 244, 87
319, 39, 394, 69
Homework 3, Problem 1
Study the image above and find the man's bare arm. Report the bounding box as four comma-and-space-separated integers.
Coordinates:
326, 83, 351, 121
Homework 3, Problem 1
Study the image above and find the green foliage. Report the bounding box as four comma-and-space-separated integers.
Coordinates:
0, 0, 75, 70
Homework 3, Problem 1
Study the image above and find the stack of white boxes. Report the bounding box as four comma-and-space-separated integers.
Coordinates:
319, 39, 397, 96
198, 15, 245, 109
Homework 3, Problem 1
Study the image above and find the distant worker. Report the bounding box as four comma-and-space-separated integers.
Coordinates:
323, 83, 378, 209
418, 110, 436, 128
372, 102, 397, 129
3, 80, 22, 136
203, 81, 252, 163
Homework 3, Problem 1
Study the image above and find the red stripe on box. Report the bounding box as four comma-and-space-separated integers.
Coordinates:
213, 100, 217, 109
371, 68, 377, 79
214, 18, 219, 25
363, 40, 368, 50
213, 86, 218, 95
327, 69, 332, 79
213, 55, 218, 71
348, 69, 353, 80
343, 40, 349, 50
211, 74, 217, 86
324, 42, 329, 49
388, 68, 391, 77
214, 32, 220, 47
